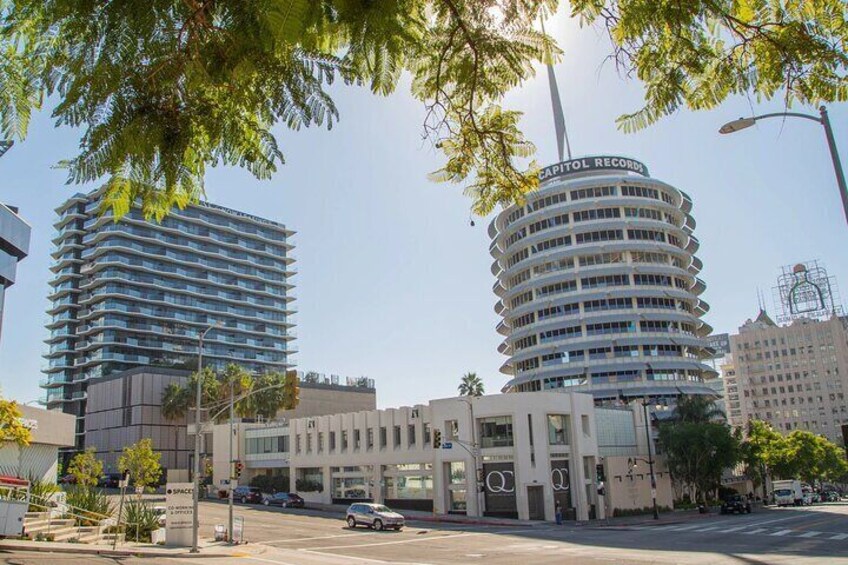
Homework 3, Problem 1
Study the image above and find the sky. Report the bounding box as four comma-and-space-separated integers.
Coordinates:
1, 12, 847, 410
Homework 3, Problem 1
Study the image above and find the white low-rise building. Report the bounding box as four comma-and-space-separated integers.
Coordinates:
287, 391, 601, 521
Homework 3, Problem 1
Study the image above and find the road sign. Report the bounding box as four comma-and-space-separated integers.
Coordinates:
442, 442, 453, 449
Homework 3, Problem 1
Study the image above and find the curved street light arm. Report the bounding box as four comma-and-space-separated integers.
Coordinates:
750, 111, 822, 124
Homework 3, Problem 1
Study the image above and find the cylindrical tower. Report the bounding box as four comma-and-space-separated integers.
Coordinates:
489, 156, 716, 404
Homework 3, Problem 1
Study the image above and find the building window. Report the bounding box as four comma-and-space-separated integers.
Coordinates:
354, 429, 361, 450
408, 424, 416, 446
548, 414, 570, 445
581, 415, 591, 436
445, 420, 459, 441
317, 432, 324, 453
367, 428, 374, 450
393, 425, 402, 449
380, 427, 387, 449
341, 430, 348, 451
423, 423, 432, 446
479, 416, 514, 448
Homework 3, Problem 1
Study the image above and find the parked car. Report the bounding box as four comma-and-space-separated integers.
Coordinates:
720, 494, 752, 515
233, 486, 263, 504
262, 492, 305, 508
346, 503, 404, 531
97, 473, 122, 488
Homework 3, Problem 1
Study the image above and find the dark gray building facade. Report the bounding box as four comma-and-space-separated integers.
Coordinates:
0, 202, 31, 343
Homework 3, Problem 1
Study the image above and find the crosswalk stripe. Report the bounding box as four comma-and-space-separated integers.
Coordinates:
770, 529, 793, 536
744, 528, 767, 535
668, 525, 705, 531
715, 526, 748, 533
799, 531, 822, 538
694, 527, 721, 532
829, 533, 848, 541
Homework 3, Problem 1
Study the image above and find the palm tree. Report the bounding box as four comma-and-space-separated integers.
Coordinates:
161, 382, 190, 421
672, 395, 726, 424
458, 372, 484, 397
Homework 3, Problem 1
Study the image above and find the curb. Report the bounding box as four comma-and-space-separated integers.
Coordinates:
0, 542, 233, 559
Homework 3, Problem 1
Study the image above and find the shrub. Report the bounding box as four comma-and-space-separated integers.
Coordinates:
295, 479, 323, 493
612, 506, 672, 517
64, 486, 114, 526
122, 499, 160, 543
249, 475, 290, 494
27, 477, 60, 512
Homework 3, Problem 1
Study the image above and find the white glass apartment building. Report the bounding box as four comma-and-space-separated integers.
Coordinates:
41, 191, 295, 450
489, 156, 716, 404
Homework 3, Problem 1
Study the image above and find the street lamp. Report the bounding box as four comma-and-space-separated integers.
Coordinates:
456, 396, 484, 517
639, 401, 660, 520
719, 106, 848, 226
191, 321, 221, 553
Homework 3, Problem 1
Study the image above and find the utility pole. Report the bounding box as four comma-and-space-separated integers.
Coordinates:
642, 401, 659, 520
228, 379, 235, 544
191, 322, 218, 553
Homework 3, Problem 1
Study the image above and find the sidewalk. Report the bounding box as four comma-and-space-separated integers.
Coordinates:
0, 538, 236, 558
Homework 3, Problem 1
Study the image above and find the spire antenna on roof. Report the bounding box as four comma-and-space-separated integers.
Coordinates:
541, 18, 571, 162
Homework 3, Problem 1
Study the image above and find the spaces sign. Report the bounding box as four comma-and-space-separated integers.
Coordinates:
165, 482, 194, 546
539, 156, 649, 183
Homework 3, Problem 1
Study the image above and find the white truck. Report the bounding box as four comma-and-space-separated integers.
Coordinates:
772, 479, 803, 507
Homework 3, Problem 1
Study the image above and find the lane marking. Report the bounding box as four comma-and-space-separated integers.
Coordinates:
693, 526, 721, 532
244, 556, 303, 565
743, 528, 767, 534
263, 532, 369, 544
301, 528, 539, 551
829, 533, 848, 541
770, 529, 793, 536
799, 531, 822, 538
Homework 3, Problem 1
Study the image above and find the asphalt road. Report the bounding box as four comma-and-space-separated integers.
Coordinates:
3, 501, 847, 564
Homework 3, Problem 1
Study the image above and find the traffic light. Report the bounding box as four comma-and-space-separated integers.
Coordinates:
432, 429, 442, 449
234, 461, 243, 480
596, 463, 606, 483
476, 468, 485, 492
284, 370, 300, 409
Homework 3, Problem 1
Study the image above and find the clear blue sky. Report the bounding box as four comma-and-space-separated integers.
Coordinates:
2, 13, 847, 409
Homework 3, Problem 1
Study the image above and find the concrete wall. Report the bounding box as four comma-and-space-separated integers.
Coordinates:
602, 455, 673, 515
0, 406, 74, 483
276, 384, 376, 420
288, 392, 603, 522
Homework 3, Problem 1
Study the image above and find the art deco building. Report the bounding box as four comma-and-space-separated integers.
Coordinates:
41, 191, 296, 450
729, 310, 848, 444
489, 156, 716, 404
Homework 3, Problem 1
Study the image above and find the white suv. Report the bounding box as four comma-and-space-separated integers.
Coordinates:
346, 503, 404, 531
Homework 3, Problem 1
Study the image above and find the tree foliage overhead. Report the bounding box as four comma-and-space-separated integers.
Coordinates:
1, 1, 846, 217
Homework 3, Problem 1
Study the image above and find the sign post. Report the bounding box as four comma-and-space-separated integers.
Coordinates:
166, 483, 195, 547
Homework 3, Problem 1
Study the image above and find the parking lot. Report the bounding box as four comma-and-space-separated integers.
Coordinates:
193, 499, 848, 564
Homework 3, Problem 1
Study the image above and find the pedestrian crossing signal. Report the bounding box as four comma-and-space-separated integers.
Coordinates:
433, 429, 442, 449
